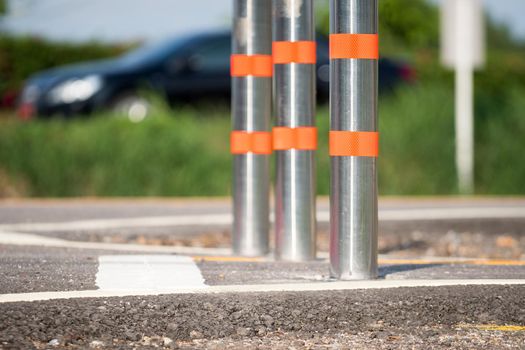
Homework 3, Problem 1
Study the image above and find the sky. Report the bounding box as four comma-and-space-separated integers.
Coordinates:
0, 0, 232, 42
1, 0, 524, 43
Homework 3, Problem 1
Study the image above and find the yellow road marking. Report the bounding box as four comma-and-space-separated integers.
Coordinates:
191, 256, 525, 266
379, 258, 525, 266
460, 324, 525, 332
468, 259, 525, 266
192, 256, 264, 262
379, 258, 448, 265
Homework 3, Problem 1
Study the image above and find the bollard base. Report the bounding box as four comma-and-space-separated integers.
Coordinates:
233, 247, 270, 258
275, 253, 317, 263
329, 272, 379, 281
329, 263, 379, 281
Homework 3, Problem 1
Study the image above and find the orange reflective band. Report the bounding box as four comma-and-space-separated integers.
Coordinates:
329, 131, 379, 157
272, 41, 316, 64
230, 54, 273, 77
273, 127, 317, 151
230, 131, 273, 155
329, 34, 379, 59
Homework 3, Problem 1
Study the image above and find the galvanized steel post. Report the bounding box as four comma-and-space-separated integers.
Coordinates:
329, 0, 379, 279
273, 0, 317, 261
231, 0, 272, 256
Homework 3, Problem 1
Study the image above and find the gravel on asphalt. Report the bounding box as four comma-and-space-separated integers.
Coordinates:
36, 218, 525, 260
0, 285, 524, 349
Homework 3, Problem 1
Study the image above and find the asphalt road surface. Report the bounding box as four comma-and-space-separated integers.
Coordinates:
0, 197, 524, 349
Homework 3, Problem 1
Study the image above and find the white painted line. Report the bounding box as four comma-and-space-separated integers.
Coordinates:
0, 214, 231, 232
203, 279, 525, 293
0, 231, 231, 255
96, 255, 206, 291
0, 279, 523, 303
1, 206, 524, 233
378, 207, 525, 221
3, 231, 516, 265
1, 231, 524, 267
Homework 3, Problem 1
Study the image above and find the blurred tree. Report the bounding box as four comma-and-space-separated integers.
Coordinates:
316, 0, 439, 53
0, 0, 6, 36
317, 0, 524, 56
378, 0, 439, 49
487, 21, 525, 51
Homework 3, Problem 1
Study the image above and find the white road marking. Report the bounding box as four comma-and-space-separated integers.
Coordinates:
4, 230, 522, 266
378, 207, 525, 221
1, 206, 524, 233
0, 214, 231, 232
0, 230, 230, 255
1, 231, 525, 267
0, 279, 523, 303
96, 255, 206, 291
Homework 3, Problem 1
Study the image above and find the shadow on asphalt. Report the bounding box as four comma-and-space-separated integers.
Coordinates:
379, 264, 442, 278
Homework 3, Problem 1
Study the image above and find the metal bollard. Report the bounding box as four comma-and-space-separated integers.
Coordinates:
329, 0, 379, 279
273, 0, 317, 261
231, 0, 272, 256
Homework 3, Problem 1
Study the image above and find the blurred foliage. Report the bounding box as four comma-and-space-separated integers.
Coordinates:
378, 0, 439, 50
0, 37, 131, 107
0, 104, 231, 197
486, 19, 525, 52
0, 0, 5, 15
317, 0, 524, 54
0, 0, 524, 197
1, 83, 524, 197
316, 0, 525, 112
318, 0, 525, 117
476, 87, 525, 194
317, 0, 439, 55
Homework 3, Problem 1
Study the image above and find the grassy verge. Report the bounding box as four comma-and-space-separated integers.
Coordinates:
0, 83, 524, 197
0, 107, 232, 197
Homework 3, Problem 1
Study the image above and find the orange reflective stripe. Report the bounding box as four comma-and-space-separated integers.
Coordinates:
230, 54, 273, 77
329, 131, 379, 157
230, 131, 273, 154
329, 34, 379, 59
272, 41, 316, 64
273, 127, 317, 151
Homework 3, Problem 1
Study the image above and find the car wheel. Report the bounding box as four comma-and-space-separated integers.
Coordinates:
112, 94, 150, 123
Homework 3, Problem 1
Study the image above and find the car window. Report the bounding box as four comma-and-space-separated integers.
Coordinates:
189, 38, 231, 73
121, 37, 190, 66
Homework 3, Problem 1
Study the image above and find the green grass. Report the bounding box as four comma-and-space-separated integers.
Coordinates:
378, 84, 456, 194
0, 106, 232, 197
0, 83, 524, 197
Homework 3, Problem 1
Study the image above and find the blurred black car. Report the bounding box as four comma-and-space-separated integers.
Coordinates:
18, 31, 414, 120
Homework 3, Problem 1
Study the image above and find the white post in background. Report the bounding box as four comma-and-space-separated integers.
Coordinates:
441, 0, 485, 195
455, 62, 474, 195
